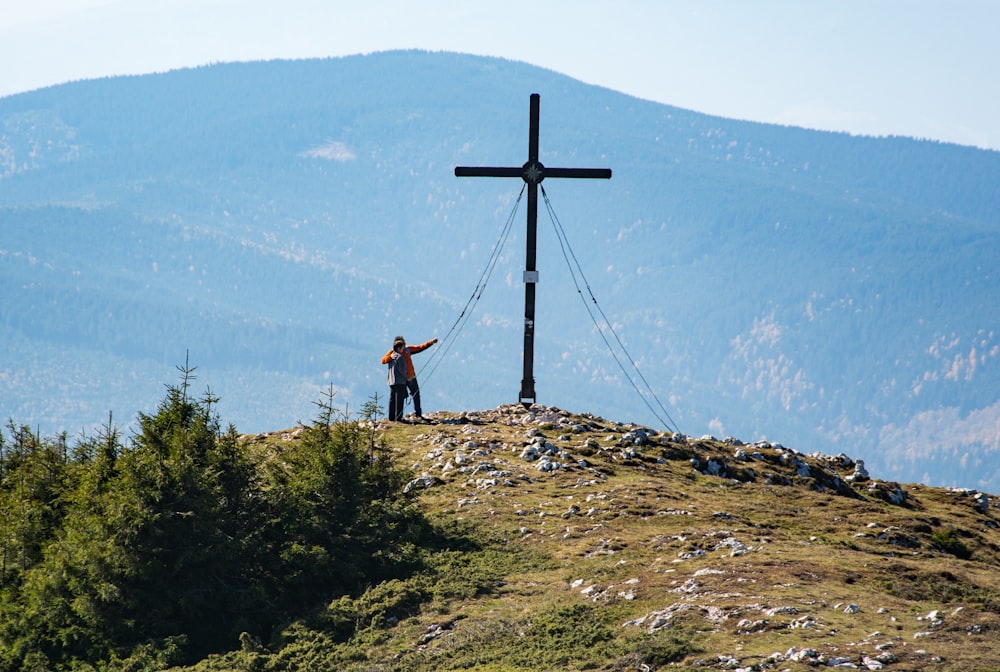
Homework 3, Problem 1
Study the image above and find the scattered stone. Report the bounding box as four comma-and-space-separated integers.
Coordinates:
347, 404, 998, 669
832, 452, 856, 468
868, 481, 907, 506
403, 475, 443, 493
716, 654, 741, 668
976, 492, 990, 513
671, 578, 700, 594
620, 429, 649, 446
713, 537, 755, 557
736, 618, 768, 634
419, 622, 453, 644
536, 457, 563, 472
469, 462, 496, 475
918, 609, 943, 627
788, 647, 819, 662
847, 459, 870, 482
861, 655, 885, 670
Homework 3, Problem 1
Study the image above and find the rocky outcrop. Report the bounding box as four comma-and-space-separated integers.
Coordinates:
245, 404, 919, 515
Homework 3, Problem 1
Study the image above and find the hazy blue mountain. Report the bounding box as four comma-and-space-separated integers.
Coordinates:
2, 51, 998, 490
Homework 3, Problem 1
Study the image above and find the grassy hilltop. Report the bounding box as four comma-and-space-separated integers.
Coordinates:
186, 405, 1000, 672
3, 378, 998, 671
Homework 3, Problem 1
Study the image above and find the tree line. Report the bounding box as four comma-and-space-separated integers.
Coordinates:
0, 363, 429, 671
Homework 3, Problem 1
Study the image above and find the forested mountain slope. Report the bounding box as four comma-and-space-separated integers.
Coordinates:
1, 50, 998, 490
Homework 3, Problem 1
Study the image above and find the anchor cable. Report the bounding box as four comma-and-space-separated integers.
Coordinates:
418, 184, 525, 384
540, 184, 680, 434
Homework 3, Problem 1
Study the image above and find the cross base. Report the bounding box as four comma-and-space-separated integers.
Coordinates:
520, 375, 535, 408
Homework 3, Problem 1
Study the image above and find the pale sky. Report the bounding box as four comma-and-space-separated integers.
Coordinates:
1, 0, 998, 151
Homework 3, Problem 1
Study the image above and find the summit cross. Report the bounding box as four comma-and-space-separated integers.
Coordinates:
455, 93, 612, 407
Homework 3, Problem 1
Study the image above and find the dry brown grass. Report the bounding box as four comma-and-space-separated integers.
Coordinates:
245, 405, 1000, 671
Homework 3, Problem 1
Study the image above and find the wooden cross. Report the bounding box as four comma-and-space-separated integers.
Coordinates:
455, 93, 612, 407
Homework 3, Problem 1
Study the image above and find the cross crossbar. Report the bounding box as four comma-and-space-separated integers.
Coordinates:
455, 93, 611, 407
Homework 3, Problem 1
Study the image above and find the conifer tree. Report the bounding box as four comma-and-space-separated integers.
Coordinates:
0, 367, 430, 670
260, 385, 421, 614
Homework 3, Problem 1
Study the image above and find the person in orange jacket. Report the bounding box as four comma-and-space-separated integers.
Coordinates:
385, 339, 409, 422
381, 335, 438, 419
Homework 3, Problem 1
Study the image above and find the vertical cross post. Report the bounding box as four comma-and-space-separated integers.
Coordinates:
455, 93, 611, 407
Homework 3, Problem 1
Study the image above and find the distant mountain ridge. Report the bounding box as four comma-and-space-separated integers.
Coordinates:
1, 50, 998, 490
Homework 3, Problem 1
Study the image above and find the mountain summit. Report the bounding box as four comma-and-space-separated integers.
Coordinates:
4, 391, 1000, 670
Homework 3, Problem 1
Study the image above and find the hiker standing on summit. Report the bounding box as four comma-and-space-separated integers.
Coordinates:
385, 340, 409, 422
381, 335, 437, 420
